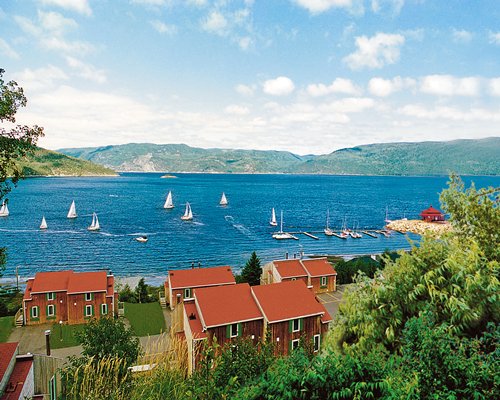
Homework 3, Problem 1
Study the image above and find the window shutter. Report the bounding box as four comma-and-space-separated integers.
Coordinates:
53, 304, 56, 316
46, 305, 49, 316
91, 293, 94, 301
325, 277, 328, 285
299, 318, 303, 331
91, 305, 94, 316
46, 293, 49, 300
30, 307, 33, 318
226, 324, 231, 339
289, 320, 293, 333
289, 340, 292, 352
238, 323, 242, 337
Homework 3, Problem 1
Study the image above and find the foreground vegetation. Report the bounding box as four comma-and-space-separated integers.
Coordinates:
0, 315, 14, 342
60, 176, 499, 399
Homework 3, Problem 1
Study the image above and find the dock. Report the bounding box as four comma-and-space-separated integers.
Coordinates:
361, 230, 378, 238
302, 231, 319, 240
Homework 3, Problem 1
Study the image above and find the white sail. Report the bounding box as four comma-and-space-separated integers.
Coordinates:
269, 208, 277, 226
164, 191, 174, 209
181, 202, 193, 221
324, 209, 334, 236
88, 212, 100, 231
219, 192, 228, 206
0, 201, 9, 217
67, 200, 77, 219
40, 216, 47, 230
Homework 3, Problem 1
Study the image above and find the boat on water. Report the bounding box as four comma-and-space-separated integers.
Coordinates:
0, 201, 9, 217
272, 210, 297, 240
87, 212, 100, 231
324, 209, 334, 236
135, 236, 148, 243
384, 206, 392, 224
341, 217, 349, 239
219, 192, 228, 206
350, 222, 362, 238
269, 208, 278, 226
40, 216, 47, 230
164, 191, 174, 209
67, 200, 77, 219
181, 202, 193, 221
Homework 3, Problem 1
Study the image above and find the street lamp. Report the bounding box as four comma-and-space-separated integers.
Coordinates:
59, 320, 63, 341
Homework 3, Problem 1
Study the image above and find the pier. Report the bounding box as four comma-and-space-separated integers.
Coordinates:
273, 228, 391, 240
301, 232, 319, 240
361, 230, 378, 238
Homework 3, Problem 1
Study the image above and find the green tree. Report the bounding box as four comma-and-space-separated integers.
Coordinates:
240, 252, 262, 286
0, 247, 5, 279
75, 316, 140, 366
135, 278, 149, 303
1, 68, 44, 199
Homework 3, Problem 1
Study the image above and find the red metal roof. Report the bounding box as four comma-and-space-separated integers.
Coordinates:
0, 343, 18, 382
194, 283, 262, 328
274, 260, 307, 279
251, 280, 327, 323
321, 310, 332, 324
420, 205, 444, 215
184, 300, 207, 339
30, 270, 73, 294
301, 258, 337, 277
0, 357, 33, 400
67, 271, 108, 294
167, 266, 236, 290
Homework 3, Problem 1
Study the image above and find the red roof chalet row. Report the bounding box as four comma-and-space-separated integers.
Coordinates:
273, 258, 337, 279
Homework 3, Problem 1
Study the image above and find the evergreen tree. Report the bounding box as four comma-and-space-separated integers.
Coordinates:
240, 252, 262, 286
135, 278, 149, 303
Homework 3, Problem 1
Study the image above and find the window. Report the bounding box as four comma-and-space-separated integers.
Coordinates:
292, 318, 300, 332
230, 323, 238, 338
291, 339, 300, 351
184, 288, 192, 299
320, 276, 327, 287
313, 334, 321, 352
47, 292, 55, 301
85, 293, 92, 301
47, 304, 55, 317
85, 305, 93, 317
49, 375, 57, 400
101, 303, 108, 315
31, 306, 39, 319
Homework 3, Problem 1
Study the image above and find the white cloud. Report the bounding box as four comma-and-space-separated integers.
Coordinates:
452, 29, 472, 43
320, 97, 375, 113
12, 65, 69, 92
489, 31, 500, 45
399, 104, 500, 122
39, 0, 92, 16
202, 11, 228, 35
371, 0, 405, 15
0, 38, 19, 59
263, 76, 295, 96
489, 78, 500, 96
65, 56, 107, 83
150, 20, 177, 35
235, 84, 255, 96
307, 78, 361, 97
343, 32, 405, 70
292, 0, 355, 14
41, 36, 95, 54
420, 75, 480, 97
38, 10, 77, 35
186, 0, 207, 6
238, 36, 252, 50
368, 76, 415, 97
224, 105, 250, 115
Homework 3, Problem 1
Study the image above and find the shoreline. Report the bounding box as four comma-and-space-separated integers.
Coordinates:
387, 219, 452, 235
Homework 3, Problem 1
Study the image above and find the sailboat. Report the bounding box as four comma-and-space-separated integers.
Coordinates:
269, 208, 278, 226
272, 210, 297, 240
384, 206, 392, 224
181, 202, 193, 221
0, 201, 9, 217
87, 212, 100, 231
40, 216, 48, 230
67, 200, 77, 219
219, 192, 228, 206
340, 218, 349, 239
164, 191, 174, 209
324, 209, 334, 236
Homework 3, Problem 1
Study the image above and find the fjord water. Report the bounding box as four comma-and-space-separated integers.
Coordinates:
1, 173, 498, 283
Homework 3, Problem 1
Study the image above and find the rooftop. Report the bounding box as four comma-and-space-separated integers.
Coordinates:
301, 258, 336, 277
273, 259, 307, 279
252, 280, 327, 323
184, 300, 207, 340
0, 357, 33, 400
420, 205, 444, 215
0, 342, 18, 382
168, 266, 235, 290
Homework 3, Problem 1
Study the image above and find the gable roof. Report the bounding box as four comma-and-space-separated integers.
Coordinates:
0, 357, 33, 400
251, 280, 327, 323
0, 343, 18, 383
29, 271, 73, 294
183, 300, 207, 340
168, 266, 235, 290
67, 271, 108, 294
301, 258, 336, 277
194, 283, 262, 328
420, 205, 444, 215
273, 259, 307, 279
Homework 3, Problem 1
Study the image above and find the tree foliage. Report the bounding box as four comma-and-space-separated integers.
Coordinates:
0, 68, 44, 199
135, 278, 149, 303
240, 251, 262, 286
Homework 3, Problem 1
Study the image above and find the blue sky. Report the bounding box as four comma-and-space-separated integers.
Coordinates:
1, 0, 499, 154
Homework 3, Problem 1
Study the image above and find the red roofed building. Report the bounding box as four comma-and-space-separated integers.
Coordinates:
420, 205, 445, 222
164, 266, 236, 310
0, 343, 34, 400
23, 270, 118, 326
261, 258, 337, 294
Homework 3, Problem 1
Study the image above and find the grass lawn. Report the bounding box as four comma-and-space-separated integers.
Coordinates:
0, 316, 14, 342
50, 323, 85, 349
124, 302, 166, 336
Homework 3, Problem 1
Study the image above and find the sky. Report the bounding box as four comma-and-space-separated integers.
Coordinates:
1, 0, 500, 155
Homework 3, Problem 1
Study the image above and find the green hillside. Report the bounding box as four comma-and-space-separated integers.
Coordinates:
17, 148, 117, 176
58, 137, 500, 176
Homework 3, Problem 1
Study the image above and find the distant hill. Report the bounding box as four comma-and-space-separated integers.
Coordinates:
58, 137, 500, 176
18, 148, 117, 176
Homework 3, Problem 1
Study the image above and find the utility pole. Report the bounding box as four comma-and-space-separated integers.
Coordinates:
15, 266, 19, 292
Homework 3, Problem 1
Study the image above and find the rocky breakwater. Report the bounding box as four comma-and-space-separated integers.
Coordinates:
387, 219, 452, 236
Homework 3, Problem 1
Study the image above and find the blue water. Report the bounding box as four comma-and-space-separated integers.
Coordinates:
1, 174, 498, 283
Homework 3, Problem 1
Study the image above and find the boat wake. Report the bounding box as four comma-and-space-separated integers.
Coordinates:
225, 215, 252, 237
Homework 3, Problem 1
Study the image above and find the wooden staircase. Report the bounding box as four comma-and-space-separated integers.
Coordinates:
159, 291, 167, 309
15, 309, 23, 327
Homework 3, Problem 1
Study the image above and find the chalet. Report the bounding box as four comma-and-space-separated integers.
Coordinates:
420, 205, 445, 222
22, 270, 117, 326
164, 266, 236, 310
0, 342, 34, 400
181, 280, 331, 373
261, 258, 337, 294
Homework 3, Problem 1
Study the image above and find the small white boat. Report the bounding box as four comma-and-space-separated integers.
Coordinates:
272, 210, 297, 240
269, 208, 278, 227
40, 216, 48, 230
324, 209, 334, 236
340, 217, 349, 239
87, 212, 100, 231
181, 202, 193, 221
135, 236, 148, 243
384, 206, 392, 224
0, 201, 9, 217
219, 192, 228, 206
67, 200, 77, 219
164, 191, 174, 209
